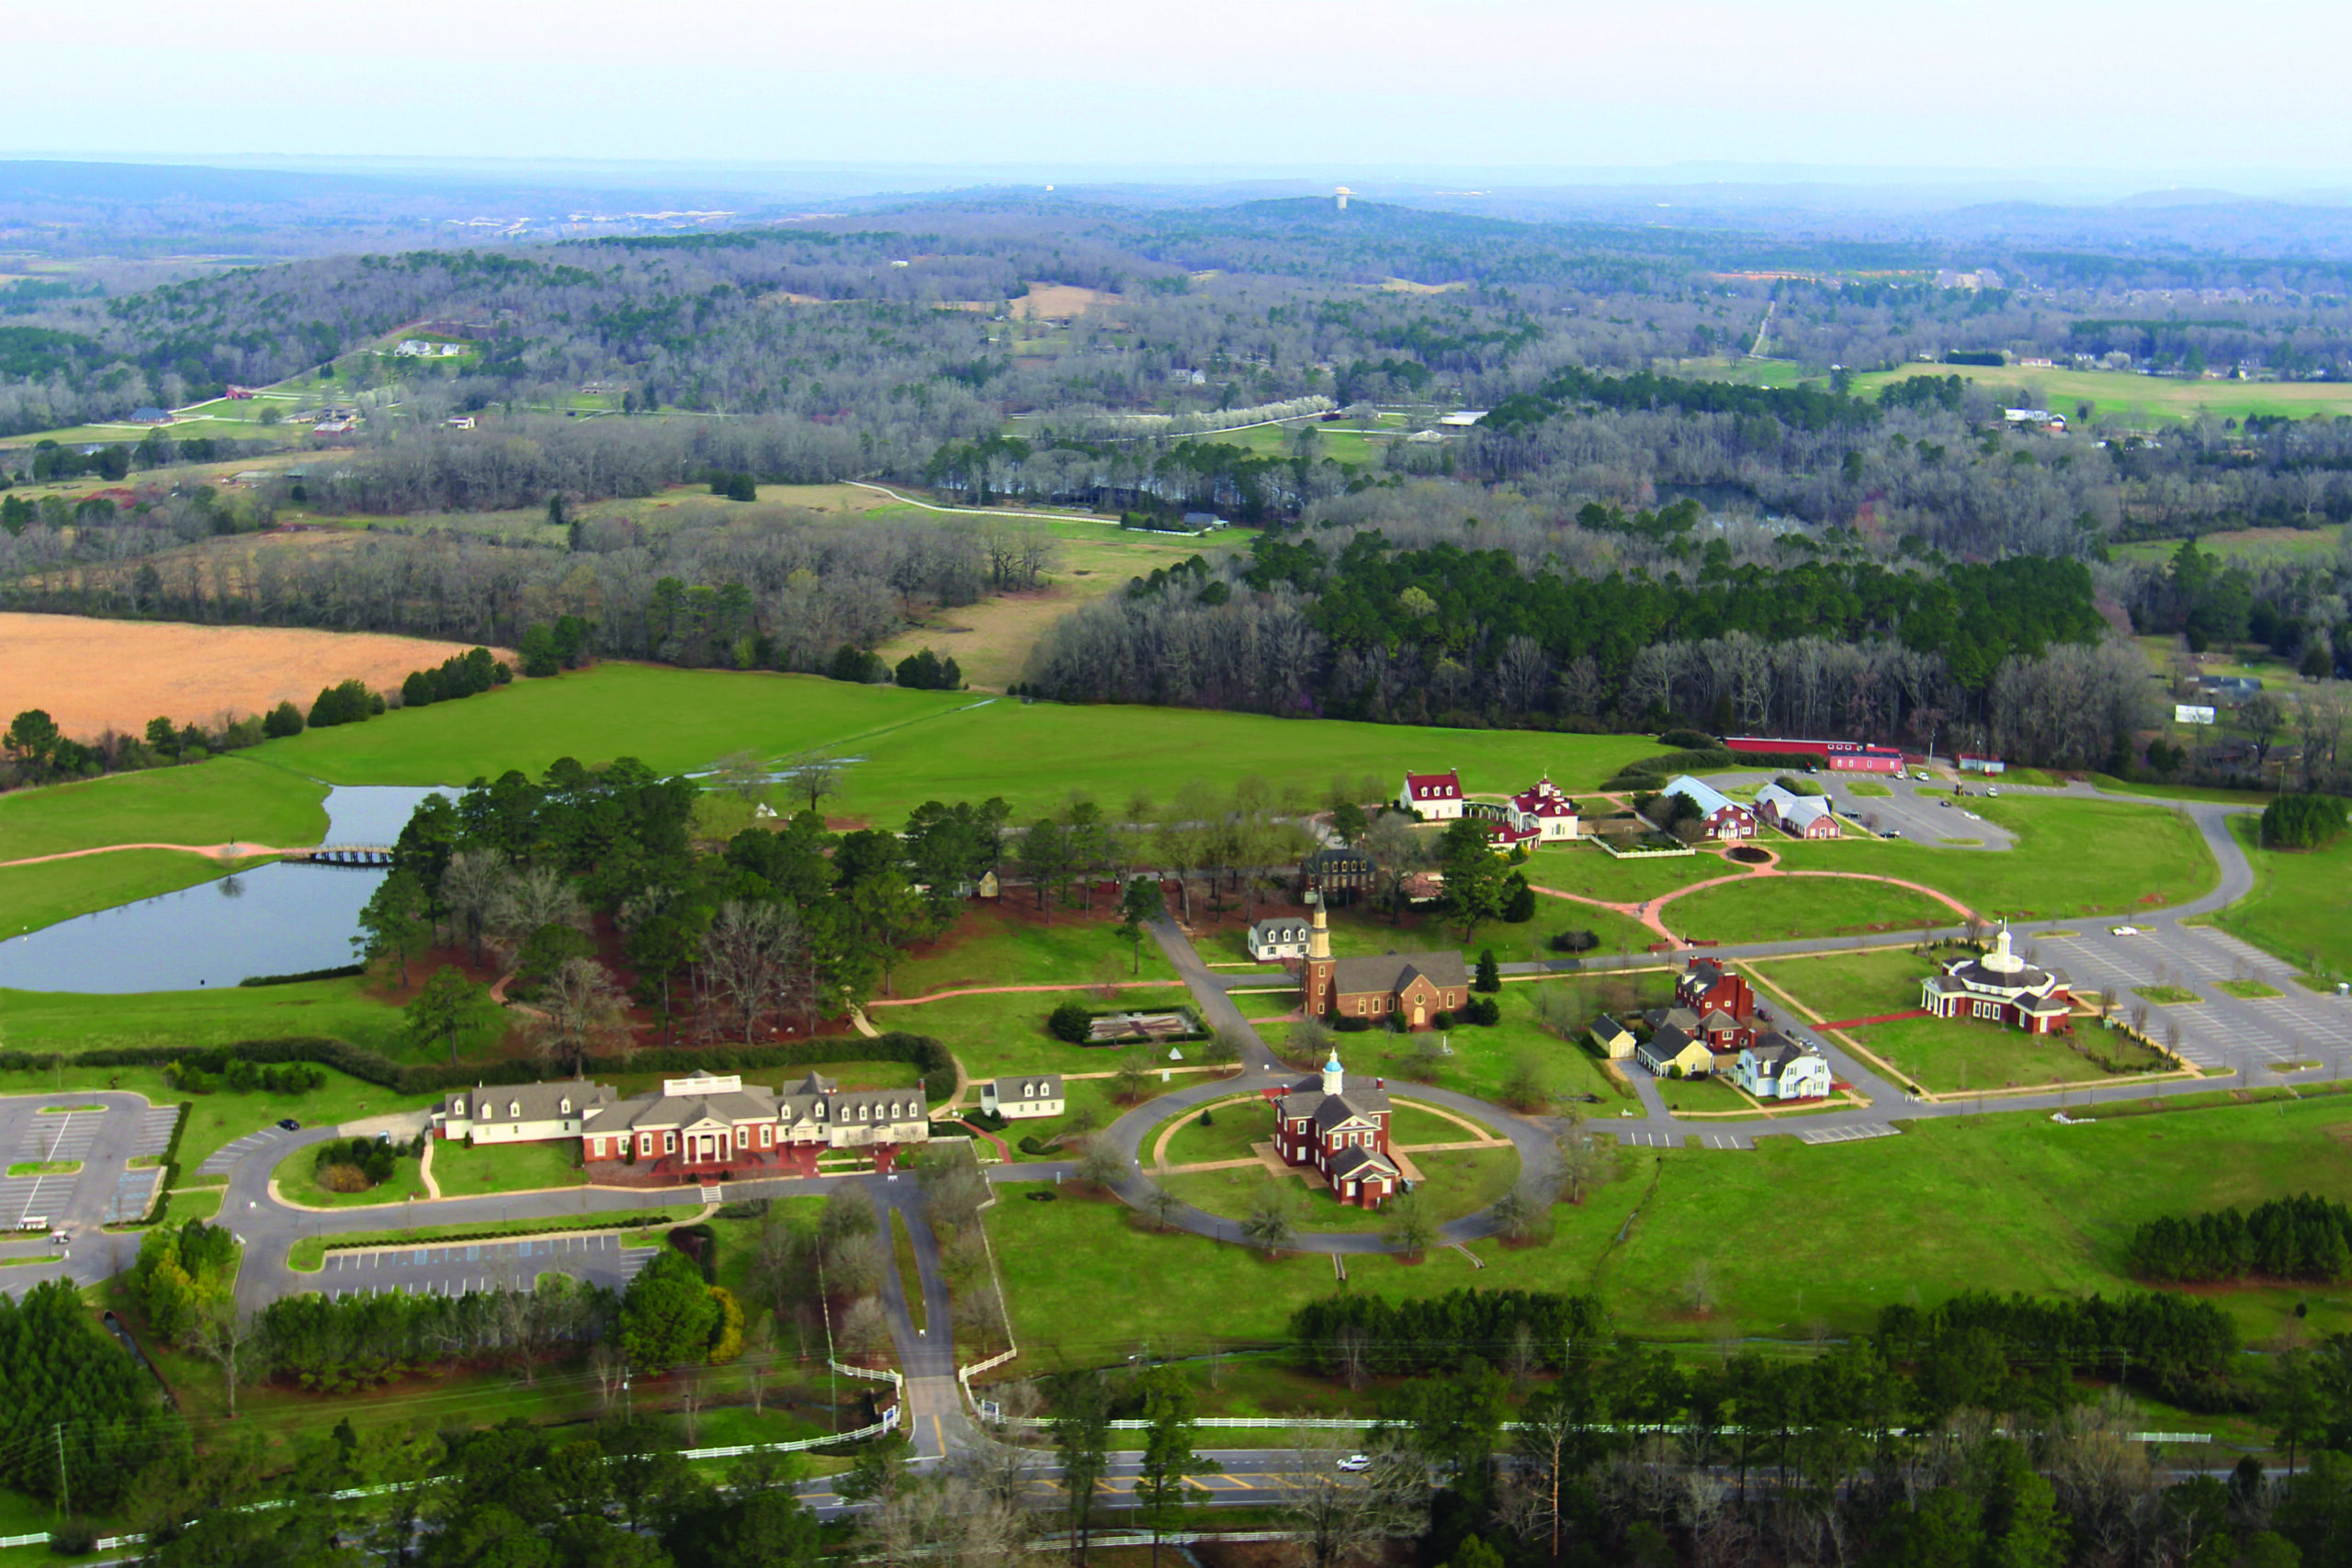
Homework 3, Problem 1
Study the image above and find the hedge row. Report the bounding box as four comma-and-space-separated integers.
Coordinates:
0, 1030, 956, 1100
1605, 746, 1831, 790
123, 1100, 193, 1230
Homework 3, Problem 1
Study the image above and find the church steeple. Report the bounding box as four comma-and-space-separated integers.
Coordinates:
1306, 891, 1331, 961
1322, 1050, 1345, 1096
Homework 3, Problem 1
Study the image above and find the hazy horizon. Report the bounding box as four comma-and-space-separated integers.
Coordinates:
8, 0, 2352, 178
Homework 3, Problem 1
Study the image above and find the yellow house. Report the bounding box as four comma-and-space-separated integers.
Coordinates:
1589, 1015, 1636, 1060
1634, 1027, 1714, 1078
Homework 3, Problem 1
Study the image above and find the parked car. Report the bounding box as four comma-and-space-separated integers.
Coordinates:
1986, 786, 2001, 796
1338, 1455, 1373, 1472
276, 1118, 301, 1132
1939, 798, 1953, 808
2109, 925, 2142, 936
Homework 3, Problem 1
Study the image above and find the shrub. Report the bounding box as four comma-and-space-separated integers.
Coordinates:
312, 1135, 398, 1190
1658, 728, 1715, 750
1474, 950, 1501, 992
1016, 1134, 1054, 1156
1047, 1001, 1091, 1043
1464, 996, 1502, 1026
2262, 794, 2349, 850
261, 700, 305, 739
1501, 876, 1536, 922
306, 678, 377, 729
1551, 930, 1598, 953
1430, 1010, 1454, 1030
1335, 1016, 1373, 1032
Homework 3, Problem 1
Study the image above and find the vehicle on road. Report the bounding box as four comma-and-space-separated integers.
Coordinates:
1338, 1454, 1372, 1472
2110, 925, 2142, 936
1987, 787, 2001, 796
1939, 798, 1952, 808
277, 1118, 301, 1132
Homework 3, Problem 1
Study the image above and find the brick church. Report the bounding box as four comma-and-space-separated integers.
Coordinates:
1296, 893, 1468, 1028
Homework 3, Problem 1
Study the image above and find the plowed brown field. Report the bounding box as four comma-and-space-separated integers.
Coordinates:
0, 613, 512, 737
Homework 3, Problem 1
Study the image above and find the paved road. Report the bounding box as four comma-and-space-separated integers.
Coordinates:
0, 1092, 175, 1299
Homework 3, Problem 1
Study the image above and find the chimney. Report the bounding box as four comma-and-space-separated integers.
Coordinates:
1376, 1077, 1385, 1090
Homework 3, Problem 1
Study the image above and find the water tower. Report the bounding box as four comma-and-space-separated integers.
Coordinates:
1334, 186, 1353, 211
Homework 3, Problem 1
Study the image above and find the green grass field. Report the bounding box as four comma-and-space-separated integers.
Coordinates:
1746, 948, 1940, 1023
2112, 526, 2345, 569
1853, 363, 2352, 425
432, 1138, 585, 1196
863, 985, 1195, 1083
1770, 795, 2215, 921
992, 1092, 2352, 1356
1522, 843, 1725, 905
1663, 874, 1952, 942
1843, 1015, 2165, 1097
254, 663, 1671, 816
0, 757, 325, 860
2215, 818, 2352, 980
888, 899, 1176, 996
0, 975, 413, 1058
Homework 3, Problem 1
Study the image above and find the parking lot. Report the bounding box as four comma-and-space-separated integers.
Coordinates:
1818, 773, 2018, 850
319, 1232, 655, 1299
2042, 923, 2352, 1072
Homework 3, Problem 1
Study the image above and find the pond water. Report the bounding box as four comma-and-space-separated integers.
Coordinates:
0, 784, 458, 995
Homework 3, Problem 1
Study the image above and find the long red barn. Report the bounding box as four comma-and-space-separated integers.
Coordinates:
1723, 737, 1905, 773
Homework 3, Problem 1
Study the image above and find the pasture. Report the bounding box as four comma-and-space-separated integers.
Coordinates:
1852, 362, 2352, 425
1662, 874, 1952, 943
2215, 817, 2352, 980
263, 663, 1675, 818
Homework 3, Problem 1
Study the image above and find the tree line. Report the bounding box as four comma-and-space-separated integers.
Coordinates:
2128, 1195, 2352, 1285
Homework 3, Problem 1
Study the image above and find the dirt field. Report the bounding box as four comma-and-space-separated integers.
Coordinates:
0, 614, 513, 737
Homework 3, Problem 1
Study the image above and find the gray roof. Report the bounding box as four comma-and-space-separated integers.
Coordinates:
452, 1080, 613, 1122
1329, 950, 1468, 996
1326, 1145, 1399, 1181
990, 1074, 1064, 1100
1250, 918, 1310, 942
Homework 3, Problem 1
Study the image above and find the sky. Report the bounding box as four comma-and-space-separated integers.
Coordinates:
8, 0, 2352, 181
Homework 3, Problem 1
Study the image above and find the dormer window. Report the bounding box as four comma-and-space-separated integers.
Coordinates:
815, 1102, 826, 1119
508, 1100, 520, 1118
480, 1102, 492, 1119
559, 1098, 571, 1115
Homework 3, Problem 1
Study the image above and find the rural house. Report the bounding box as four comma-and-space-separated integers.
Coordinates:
1297, 894, 1468, 1026
1397, 769, 1467, 820
1299, 846, 1376, 905
1247, 916, 1314, 962
1635, 1025, 1715, 1078
1507, 776, 1580, 841
1754, 783, 1840, 839
1267, 1051, 1397, 1208
1733, 1035, 1834, 1100
1589, 1015, 1636, 1060
1920, 925, 2075, 1033
1656, 775, 1757, 840
979, 1074, 1064, 1120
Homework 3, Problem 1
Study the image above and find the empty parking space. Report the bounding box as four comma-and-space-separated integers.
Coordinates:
0, 1172, 72, 1229
1616, 1129, 1678, 1148
322, 1232, 654, 1298
1799, 1122, 1902, 1145
14, 1111, 100, 1164
1690, 1130, 1753, 1150
103, 1168, 162, 1226
130, 1108, 179, 1158
198, 1127, 289, 1176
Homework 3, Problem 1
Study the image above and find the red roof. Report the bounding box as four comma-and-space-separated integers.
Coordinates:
1510, 777, 1576, 817
1403, 771, 1462, 800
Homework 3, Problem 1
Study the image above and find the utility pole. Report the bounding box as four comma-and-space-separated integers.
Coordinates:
55, 1424, 66, 1520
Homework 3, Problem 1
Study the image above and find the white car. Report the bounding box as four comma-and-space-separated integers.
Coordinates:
1337, 1454, 1373, 1472
1986, 787, 2001, 797
2110, 925, 2142, 936
1914, 771, 1931, 781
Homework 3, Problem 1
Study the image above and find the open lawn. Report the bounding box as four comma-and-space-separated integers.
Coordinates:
0, 975, 412, 1059
432, 1138, 585, 1197
888, 899, 1175, 996
1843, 1015, 2168, 1096
994, 1092, 2352, 1356
0, 755, 325, 861
865, 985, 1194, 1085
2216, 817, 2352, 980
1853, 363, 2352, 425
1662, 874, 1952, 942
1746, 948, 1940, 1024
259, 664, 1671, 816
1770, 795, 2215, 921
2113, 526, 2344, 569
1522, 842, 1726, 905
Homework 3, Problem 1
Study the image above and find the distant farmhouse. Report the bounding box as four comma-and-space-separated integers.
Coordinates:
1398, 769, 1466, 820
1296, 894, 1467, 1027
1921, 925, 2074, 1033
1754, 783, 1840, 840
1299, 845, 1376, 906
1247, 915, 1315, 962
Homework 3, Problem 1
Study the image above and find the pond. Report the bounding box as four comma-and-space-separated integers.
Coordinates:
0, 784, 457, 995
